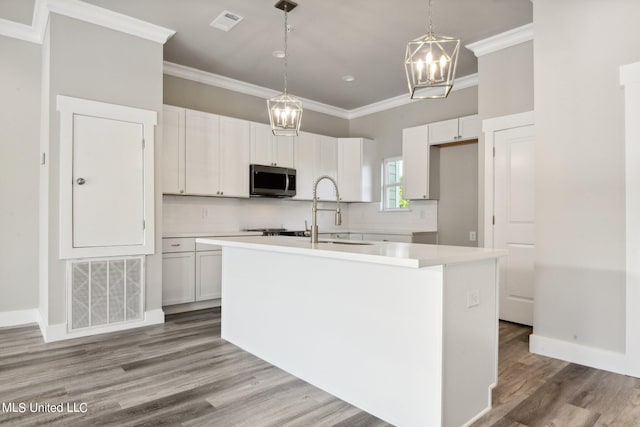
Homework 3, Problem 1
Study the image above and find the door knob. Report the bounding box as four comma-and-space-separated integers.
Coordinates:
76, 178, 86, 185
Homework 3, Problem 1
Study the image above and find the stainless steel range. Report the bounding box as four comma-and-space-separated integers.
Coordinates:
244, 228, 308, 237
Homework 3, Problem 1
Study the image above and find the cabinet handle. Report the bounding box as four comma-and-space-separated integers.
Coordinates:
179, 189, 184, 194
171, 244, 180, 247
76, 177, 86, 185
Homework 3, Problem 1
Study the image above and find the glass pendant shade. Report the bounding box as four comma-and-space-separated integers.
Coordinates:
404, 32, 460, 99
268, 92, 303, 136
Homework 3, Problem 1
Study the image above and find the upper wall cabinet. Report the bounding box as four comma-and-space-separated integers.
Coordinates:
250, 123, 295, 168
184, 109, 250, 198
402, 124, 440, 200
293, 132, 315, 200
293, 133, 339, 201
338, 138, 376, 202
428, 114, 480, 145
162, 105, 186, 194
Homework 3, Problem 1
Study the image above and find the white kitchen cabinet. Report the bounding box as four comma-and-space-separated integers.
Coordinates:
162, 252, 196, 305
293, 131, 315, 200
219, 116, 251, 197
162, 105, 186, 194
293, 132, 338, 201
185, 109, 250, 197
315, 134, 339, 201
428, 114, 480, 145
403, 124, 440, 200
251, 122, 294, 168
338, 138, 375, 202
162, 237, 222, 306
196, 250, 222, 300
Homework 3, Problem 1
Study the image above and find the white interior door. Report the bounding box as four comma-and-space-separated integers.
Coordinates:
494, 124, 535, 325
72, 114, 144, 248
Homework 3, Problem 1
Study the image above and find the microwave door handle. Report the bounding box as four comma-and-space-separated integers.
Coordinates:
285, 173, 289, 192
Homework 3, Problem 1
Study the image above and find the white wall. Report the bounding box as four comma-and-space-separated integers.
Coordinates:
477, 41, 534, 246
0, 36, 41, 313
532, 0, 640, 355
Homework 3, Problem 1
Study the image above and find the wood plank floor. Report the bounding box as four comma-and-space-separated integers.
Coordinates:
1, 310, 640, 426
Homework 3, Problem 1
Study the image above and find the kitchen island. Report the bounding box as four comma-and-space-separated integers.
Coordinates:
196, 236, 506, 427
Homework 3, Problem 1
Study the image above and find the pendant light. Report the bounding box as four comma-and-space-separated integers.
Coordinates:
404, 0, 460, 99
267, 0, 303, 136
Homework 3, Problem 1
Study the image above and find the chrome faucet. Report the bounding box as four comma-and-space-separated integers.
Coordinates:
311, 176, 342, 244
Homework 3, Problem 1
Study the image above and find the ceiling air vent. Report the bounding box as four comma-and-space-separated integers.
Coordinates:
210, 10, 244, 32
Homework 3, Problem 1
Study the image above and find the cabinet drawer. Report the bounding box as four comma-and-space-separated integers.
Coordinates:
162, 238, 195, 253
196, 241, 222, 252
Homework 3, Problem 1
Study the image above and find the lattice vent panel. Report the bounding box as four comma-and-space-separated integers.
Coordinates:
69, 256, 144, 331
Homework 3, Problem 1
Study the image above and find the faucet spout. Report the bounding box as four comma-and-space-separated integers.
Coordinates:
311, 176, 341, 244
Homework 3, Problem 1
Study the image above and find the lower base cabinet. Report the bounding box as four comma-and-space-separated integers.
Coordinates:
162, 237, 222, 306
195, 250, 222, 300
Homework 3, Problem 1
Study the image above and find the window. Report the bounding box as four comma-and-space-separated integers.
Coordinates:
382, 157, 410, 210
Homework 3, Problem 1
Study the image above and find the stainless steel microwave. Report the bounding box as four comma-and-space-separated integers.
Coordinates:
249, 164, 296, 197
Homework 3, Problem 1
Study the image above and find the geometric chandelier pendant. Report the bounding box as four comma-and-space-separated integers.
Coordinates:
404, 0, 460, 99
268, 0, 303, 136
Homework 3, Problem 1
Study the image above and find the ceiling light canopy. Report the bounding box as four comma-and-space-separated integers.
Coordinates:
404, 0, 460, 99
267, 0, 302, 136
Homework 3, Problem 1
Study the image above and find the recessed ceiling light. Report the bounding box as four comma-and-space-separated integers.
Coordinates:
342, 75, 356, 83
272, 50, 286, 59
210, 10, 243, 32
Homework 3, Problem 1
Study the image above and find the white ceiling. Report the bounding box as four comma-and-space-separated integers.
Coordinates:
1, 0, 532, 110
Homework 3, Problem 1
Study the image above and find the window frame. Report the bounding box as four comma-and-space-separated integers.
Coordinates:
381, 156, 410, 211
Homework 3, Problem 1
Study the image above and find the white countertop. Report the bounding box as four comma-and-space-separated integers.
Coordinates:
318, 229, 437, 236
163, 231, 263, 238
196, 236, 506, 268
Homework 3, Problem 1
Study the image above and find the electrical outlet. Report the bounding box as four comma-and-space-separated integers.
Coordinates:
467, 290, 480, 308
469, 231, 477, 242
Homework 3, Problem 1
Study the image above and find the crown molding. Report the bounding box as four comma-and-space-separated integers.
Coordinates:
348, 73, 479, 119
0, 18, 41, 43
164, 62, 479, 120
0, 0, 175, 45
47, 0, 175, 43
163, 61, 351, 119
466, 23, 533, 57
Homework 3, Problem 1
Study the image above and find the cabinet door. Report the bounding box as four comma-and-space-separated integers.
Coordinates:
428, 118, 459, 145
274, 136, 295, 168
459, 114, 481, 140
162, 106, 186, 194
185, 110, 220, 195
219, 116, 250, 197
293, 132, 315, 200
73, 115, 144, 248
195, 251, 222, 301
338, 138, 362, 202
250, 122, 274, 166
162, 252, 195, 305
315, 135, 338, 201
403, 124, 431, 200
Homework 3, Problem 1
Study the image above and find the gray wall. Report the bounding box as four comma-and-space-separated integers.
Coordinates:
533, 0, 640, 353
163, 75, 350, 138
348, 86, 478, 201
437, 143, 478, 247
477, 41, 534, 246
0, 36, 41, 312
44, 14, 164, 325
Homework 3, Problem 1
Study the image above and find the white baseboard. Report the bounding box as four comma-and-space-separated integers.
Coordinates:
39, 309, 165, 343
530, 333, 629, 376
0, 309, 39, 327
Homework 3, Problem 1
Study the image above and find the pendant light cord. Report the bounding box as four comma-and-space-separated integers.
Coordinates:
428, 0, 433, 34
283, 3, 289, 94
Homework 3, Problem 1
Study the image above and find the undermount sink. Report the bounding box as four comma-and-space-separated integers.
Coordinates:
318, 240, 374, 246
